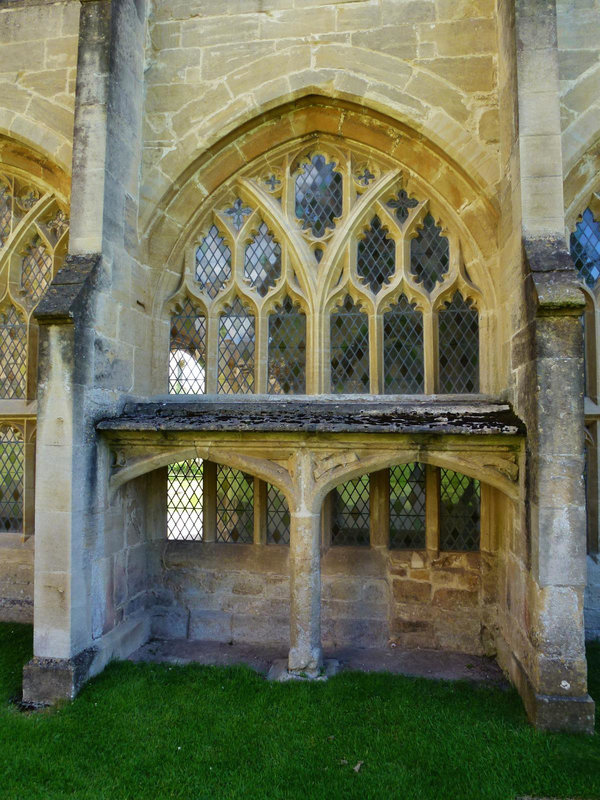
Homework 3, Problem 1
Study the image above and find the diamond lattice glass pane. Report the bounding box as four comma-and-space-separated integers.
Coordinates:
195, 225, 231, 298
245, 221, 281, 297
268, 297, 306, 394
0, 425, 23, 533
390, 463, 426, 549
410, 214, 449, 292
167, 459, 203, 540
330, 296, 370, 393
0, 305, 27, 399
218, 297, 255, 394
169, 300, 206, 394
439, 292, 479, 393
21, 236, 53, 304
571, 208, 600, 288
386, 189, 418, 224
357, 216, 395, 294
440, 469, 480, 551
267, 484, 290, 545
0, 181, 12, 247
216, 465, 254, 543
295, 154, 343, 238
384, 295, 424, 394
331, 475, 370, 546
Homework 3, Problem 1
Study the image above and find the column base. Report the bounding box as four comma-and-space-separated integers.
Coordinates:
526, 692, 595, 734
22, 648, 96, 706
267, 658, 339, 682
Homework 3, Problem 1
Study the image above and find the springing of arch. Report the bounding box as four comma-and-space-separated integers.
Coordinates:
164, 139, 483, 396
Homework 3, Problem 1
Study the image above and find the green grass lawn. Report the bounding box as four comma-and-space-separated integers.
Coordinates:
1, 623, 599, 800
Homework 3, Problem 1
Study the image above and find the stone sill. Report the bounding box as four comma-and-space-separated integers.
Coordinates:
97, 396, 525, 437
0, 533, 34, 549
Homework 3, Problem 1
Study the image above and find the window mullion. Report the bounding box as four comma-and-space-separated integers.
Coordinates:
255, 310, 268, 394
370, 311, 382, 394
206, 313, 219, 394
203, 460, 217, 542
425, 464, 440, 555
369, 468, 389, 547
423, 308, 437, 394
254, 477, 267, 545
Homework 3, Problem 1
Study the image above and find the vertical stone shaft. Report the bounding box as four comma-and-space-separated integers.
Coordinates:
288, 452, 322, 674
288, 510, 322, 673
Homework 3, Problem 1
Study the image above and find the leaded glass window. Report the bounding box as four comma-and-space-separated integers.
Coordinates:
410, 214, 449, 292
244, 221, 281, 297
357, 216, 395, 294
218, 297, 255, 394
267, 484, 290, 545
169, 300, 206, 394
196, 225, 231, 298
330, 296, 370, 393
331, 475, 370, 546
0, 304, 27, 399
571, 207, 600, 288
390, 463, 426, 549
0, 424, 23, 533
294, 154, 343, 238
216, 465, 254, 543
438, 293, 479, 393
175, 143, 483, 396
21, 235, 53, 304
440, 469, 480, 551
268, 297, 306, 394
167, 459, 203, 540
383, 295, 424, 393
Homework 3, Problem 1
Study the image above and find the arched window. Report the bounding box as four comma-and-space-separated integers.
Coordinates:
438, 293, 479, 393
330, 296, 370, 394
218, 297, 255, 394
268, 296, 306, 394
0, 424, 24, 533
0, 169, 69, 540
169, 299, 206, 394
571, 207, 600, 288
0, 303, 27, 399
216, 465, 254, 543
166, 144, 482, 395
167, 458, 203, 540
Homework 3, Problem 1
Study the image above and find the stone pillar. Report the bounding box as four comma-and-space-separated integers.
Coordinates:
288, 509, 322, 674
503, 0, 595, 732
23, 0, 151, 705
288, 451, 322, 675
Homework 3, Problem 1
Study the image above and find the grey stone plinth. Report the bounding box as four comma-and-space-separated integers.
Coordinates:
267, 658, 340, 682
527, 692, 595, 734
22, 648, 95, 706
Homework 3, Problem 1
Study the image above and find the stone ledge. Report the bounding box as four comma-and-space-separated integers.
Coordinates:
97, 397, 526, 436
34, 253, 100, 325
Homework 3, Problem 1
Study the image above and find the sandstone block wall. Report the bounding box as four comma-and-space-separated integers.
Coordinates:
157, 542, 496, 656
0, 0, 79, 172
0, 534, 33, 623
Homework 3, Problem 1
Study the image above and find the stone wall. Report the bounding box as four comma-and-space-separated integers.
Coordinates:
140, 0, 500, 232
157, 542, 496, 656
0, 0, 79, 172
0, 534, 33, 623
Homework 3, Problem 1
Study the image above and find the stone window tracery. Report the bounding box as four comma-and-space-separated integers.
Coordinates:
166, 142, 482, 396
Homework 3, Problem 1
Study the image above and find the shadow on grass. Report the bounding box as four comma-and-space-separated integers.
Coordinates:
1, 622, 599, 800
